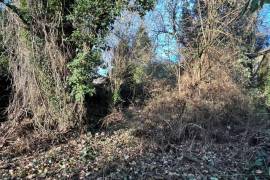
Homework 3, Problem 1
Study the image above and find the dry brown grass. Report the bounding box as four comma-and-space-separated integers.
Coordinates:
0, 1, 83, 133
142, 55, 254, 143
139, 0, 258, 144
101, 109, 126, 129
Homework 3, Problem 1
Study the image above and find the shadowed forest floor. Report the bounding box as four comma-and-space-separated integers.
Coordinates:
1, 108, 269, 179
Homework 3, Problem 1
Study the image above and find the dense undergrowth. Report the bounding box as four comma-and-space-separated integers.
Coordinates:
0, 0, 270, 179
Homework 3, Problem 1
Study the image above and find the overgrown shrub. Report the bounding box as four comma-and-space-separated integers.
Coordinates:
109, 25, 153, 106
139, 0, 261, 144
142, 56, 254, 143
0, 0, 155, 132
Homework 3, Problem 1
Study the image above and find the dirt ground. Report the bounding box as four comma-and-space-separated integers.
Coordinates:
0, 112, 270, 180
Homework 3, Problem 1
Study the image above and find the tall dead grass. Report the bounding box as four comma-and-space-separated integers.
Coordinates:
0, 1, 82, 133
140, 0, 258, 144
142, 47, 254, 143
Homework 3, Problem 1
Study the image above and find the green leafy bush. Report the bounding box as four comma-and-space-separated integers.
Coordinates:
67, 0, 123, 48
68, 1, 155, 103
68, 52, 99, 101
233, 54, 252, 87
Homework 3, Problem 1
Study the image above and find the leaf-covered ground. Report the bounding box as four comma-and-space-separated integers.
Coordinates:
1, 117, 270, 179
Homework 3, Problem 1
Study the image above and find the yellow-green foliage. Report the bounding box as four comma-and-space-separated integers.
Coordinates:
20, 0, 28, 9
133, 65, 146, 84
18, 29, 31, 46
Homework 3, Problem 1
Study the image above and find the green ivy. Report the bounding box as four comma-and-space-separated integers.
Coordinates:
247, 149, 270, 179
68, 0, 124, 48
67, 0, 155, 102
68, 51, 100, 101
112, 88, 123, 105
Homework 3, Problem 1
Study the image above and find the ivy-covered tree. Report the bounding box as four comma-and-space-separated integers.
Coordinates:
0, 0, 155, 131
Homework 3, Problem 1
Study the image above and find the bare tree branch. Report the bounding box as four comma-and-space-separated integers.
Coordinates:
258, 47, 270, 55
246, 47, 270, 58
